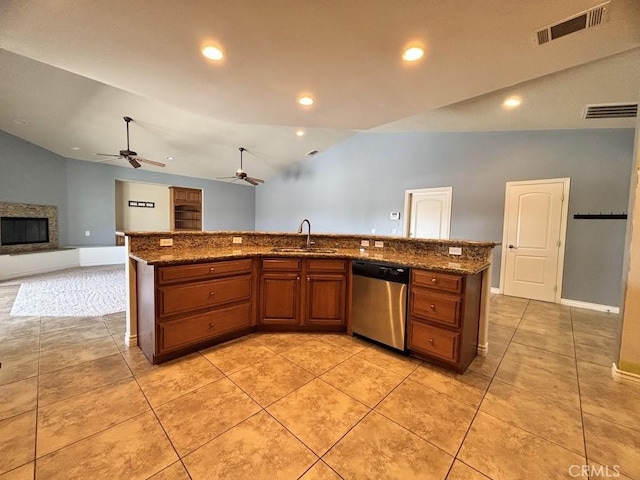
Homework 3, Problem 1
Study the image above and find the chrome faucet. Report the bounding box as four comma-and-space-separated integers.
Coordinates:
297, 218, 312, 248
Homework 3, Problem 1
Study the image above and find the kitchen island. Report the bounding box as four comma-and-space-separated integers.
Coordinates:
121, 230, 498, 372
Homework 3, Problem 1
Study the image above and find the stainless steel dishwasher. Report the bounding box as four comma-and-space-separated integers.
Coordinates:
351, 260, 410, 351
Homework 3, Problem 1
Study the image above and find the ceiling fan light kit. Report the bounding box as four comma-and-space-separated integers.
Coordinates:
216, 147, 265, 186
93, 116, 166, 170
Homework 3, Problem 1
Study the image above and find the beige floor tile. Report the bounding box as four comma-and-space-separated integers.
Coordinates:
0, 351, 39, 386
503, 341, 577, 380
324, 411, 453, 480
201, 337, 277, 374
38, 335, 120, 373
511, 328, 575, 356
228, 355, 314, 407
356, 344, 421, 377
183, 411, 316, 479
446, 460, 491, 480
580, 380, 640, 431
376, 379, 476, 455
518, 315, 573, 334
467, 352, 502, 377
154, 378, 261, 457
39, 316, 106, 333
281, 338, 353, 376
122, 347, 159, 376
39, 322, 111, 350
299, 461, 341, 480
317, 333, 368, 354
35, 411, 178, 480
0, 411, 35, 475
38, 353, 131, 406
587, 461, 634, 480
487, 337, 510, 356
490, 294, 529, 312
0, 377, 37, 421
252, 332, 311, 353
408, 363, 491, 408
0, 462, 34, 480
488, 323, 516, 342
573, 331, 618, 353
37, 378, 150, 457
577, 360, 613, 386
148, 461, 191, 480
0, 335, 39, 358
458, 412, 586, 480
136, 354, 224, 407
488, 312, 521, 329
480, 380, 585, 455
0, 317, 40, 341
584, 413, 640, 480
267, 378, 369, 455
572, 313, 620, 340
525, 300, 571, 317
575, 344, 617, 367
494, 357, 581, 409
320, 356, 404, 407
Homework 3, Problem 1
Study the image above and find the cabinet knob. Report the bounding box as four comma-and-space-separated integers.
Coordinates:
429, 338, 434, 344
430, 304, 436, 310
209, 291, 215, 296
307, 277, 310, 282
431, 278, 437, 284
209, 323, 215, 329
210, 267, 215, 272
296, 276, 300, 281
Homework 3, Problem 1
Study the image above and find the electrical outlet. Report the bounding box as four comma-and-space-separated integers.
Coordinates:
371, 228, 376, 234
391, 228, 397, 234
232, 237, 243, 244
449, 246, 462, 255
374, 241, 384, 248
159, 238, 174, 247
84, 230, 90, 236
361, 240, 370, 247
389, 212, 400, 220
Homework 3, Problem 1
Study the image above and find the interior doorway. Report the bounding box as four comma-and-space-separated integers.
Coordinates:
403, 187, 452, 239
500, 178, 570, 303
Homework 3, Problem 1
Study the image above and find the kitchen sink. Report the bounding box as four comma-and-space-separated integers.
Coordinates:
270, 247, 337, 254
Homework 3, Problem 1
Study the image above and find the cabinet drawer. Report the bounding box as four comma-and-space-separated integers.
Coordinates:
158, 259, 252, 284
261, 258, 301, 271
412, 270, 463, 294
307, 259, 347, 272
159, 302, 251, 352
159, 275, 251, 317
409, 321, 459, 363
410, 289, 461, 328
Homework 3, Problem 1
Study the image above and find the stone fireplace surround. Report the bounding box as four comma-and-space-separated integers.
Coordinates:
0, 202, 58, 254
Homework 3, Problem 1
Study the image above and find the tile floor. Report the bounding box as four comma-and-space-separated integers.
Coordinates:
1, 284, 639, 479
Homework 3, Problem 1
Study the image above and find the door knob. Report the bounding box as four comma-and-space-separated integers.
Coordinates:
508, 245, 517, 249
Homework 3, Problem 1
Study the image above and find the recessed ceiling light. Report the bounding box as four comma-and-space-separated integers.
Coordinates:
296, 130, 305, 137
166, 156, 174, 161
298, 96, 314, 106
202, 46, 224, 61
402, 47, 424, 62
503, 97, 522, 108
70, 147, 80, 151
12, 119, 27, 125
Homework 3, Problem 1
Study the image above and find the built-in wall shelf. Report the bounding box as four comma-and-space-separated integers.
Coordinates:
169, 187, 202, 231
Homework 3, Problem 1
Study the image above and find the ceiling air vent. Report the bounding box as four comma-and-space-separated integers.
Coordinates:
306, 149, 319, 156
533, 1, 610, 46
584, 103, 638, 119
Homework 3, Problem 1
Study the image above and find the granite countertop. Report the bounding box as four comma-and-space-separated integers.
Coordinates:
130, 246, 490, 275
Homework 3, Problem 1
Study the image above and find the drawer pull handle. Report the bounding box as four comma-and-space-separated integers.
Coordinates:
429, 338, 434, 344
209, 323, 215, 329
210, 267, 215, 272
307, 277, 310, 282
431, 278, 437, 284
209, 291, 215, 296
430, 304, 436, 310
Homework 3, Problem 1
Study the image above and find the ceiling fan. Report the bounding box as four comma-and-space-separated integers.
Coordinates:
93, 116, 165, 169
217, 147, 264, 186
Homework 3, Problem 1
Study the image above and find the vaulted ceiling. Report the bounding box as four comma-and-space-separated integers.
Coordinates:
1, 0, 639, 181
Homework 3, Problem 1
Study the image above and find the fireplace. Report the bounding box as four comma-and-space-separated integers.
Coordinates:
1, 217, 50, 245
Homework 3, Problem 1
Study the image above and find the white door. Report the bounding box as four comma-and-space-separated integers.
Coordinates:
501, 179, 569, 303
404, 187, 452, 239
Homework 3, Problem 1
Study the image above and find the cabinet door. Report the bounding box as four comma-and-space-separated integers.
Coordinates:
304, 273, 346, 326
259, 273, 301, 324
186, 189, 201, 203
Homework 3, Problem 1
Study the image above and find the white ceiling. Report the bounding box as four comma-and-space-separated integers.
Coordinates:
0, 0, 639, 181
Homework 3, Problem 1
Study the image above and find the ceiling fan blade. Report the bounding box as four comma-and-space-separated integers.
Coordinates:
128, 158, 141, 169
92, 153, 121, 157
135, 157, 166, 168
216, 176, 238, 180
246, 176, 264, 184
244, 178, 260, 186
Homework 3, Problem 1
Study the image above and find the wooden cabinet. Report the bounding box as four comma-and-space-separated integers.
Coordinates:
169, 186, 202, 231
407, 269, 482, 373
136, 258, 255, 363
258, 258, 348, 329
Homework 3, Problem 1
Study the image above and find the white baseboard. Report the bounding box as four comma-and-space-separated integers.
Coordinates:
490, 287, 501, 294
125, 334, 138, 347
78, 246, 126, 266
560, 298, 619, 314
477, 342, 489, 357
611, 363, 640, 386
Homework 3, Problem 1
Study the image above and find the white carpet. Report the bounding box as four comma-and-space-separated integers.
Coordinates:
9, 266, 126, 317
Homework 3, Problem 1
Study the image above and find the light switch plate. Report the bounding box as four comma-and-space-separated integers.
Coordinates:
361, 240, 370, 247
449, 246, 462, 255
374, 241, 384, 248
389, 212, 400, 220
232, 237, 243, 244
160, 238, 174, 247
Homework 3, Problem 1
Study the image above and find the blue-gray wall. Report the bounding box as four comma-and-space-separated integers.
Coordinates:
1, 130, 255, 246
256, 129, 635, 306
